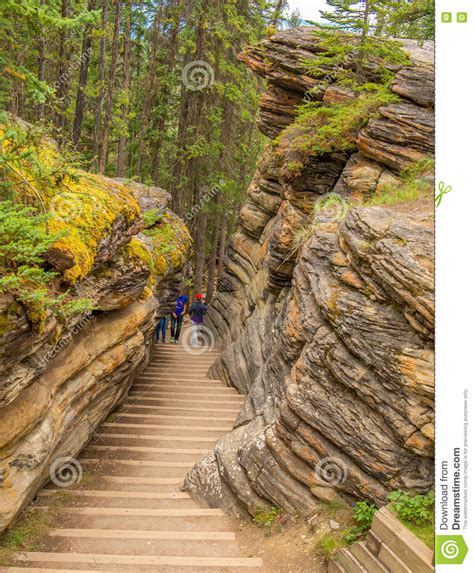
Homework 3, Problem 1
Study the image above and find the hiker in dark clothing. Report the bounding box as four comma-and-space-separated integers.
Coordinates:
170, 289, 188, 344
155, 315, 168, 343
189, 293, 208, 346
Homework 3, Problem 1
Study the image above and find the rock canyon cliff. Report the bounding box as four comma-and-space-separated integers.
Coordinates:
184, 27, 434, 519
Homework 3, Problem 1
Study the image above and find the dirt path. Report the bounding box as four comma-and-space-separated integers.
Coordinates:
3, 341, 263, 572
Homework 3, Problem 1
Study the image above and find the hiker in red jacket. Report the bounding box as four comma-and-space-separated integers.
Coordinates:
189, 293, 208, 346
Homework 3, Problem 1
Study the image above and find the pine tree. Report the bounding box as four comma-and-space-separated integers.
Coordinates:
320, 0, 372, 37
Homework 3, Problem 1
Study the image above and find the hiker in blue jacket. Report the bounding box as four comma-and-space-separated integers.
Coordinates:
170, 288, 188, 344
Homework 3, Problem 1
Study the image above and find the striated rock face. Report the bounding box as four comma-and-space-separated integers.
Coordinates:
184, 28, 434, 518
0, 142, 191, 531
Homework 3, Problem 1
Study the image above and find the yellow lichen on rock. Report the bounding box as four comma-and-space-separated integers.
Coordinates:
2, 129, 141, 283
144, 212, 192, 279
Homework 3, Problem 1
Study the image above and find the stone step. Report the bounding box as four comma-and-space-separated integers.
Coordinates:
78, 461, 189, 479
371, 507, 433, 573
128, 390, 242, 400
40, 489, 191, 500
135, 376, 220, 384
35, 507, 226, 518
93, 433, 217, 446
40, 512, 234, 532
6, 565, 262, 572
41, 536, 244, 558
126, 396, 243, 406
132, 381, 233, 390
61, 477, 183, 494
110, 412, 237, 423
101, 422, 231, 434
149, 358, 218, 362
48, 529, 235, 540
349, 542, 389, 573
86, 444, 207, 455
143, 369, 211, 374
80, 458, 191, 468
83, 446, 203, 464
122, 403, 240, 415
38, 491, 199, 510
13, 553, 263, 569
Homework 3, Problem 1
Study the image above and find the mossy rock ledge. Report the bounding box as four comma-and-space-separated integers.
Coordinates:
0, 131, 191, 532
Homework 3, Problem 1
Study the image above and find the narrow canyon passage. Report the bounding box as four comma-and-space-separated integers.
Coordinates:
4, 340, 263, 572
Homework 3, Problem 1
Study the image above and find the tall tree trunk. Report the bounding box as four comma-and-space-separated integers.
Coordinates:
72, 0, 96, 146
217, 214, 227, 279
55, 0, 70, 140
92, 0, 109, 171
135, 3, 164, 176
99, 0, 123, 174
193, 211, 207, 296
116, 0, 132, 176
151, 0, 181, 184
205, 214, 219, 303
37, 0, 46, 119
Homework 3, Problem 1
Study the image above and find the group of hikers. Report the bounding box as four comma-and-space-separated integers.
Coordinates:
155, 289, 209, 346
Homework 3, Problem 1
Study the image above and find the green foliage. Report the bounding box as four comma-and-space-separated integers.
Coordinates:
320, 1, 434, 41
0, 507, 54, 566
342, 501, 377, 543
388, 490, 434, 526
280, 87, 398, 161
0, 114, 81, 205
0, 201, 61, 332
252, 507, 282, 528
388, 490, 434, 549
365, 158, 433, 206
316, 533, 348, 559
0, 0, 99, 107
143, 209, 163, 229
0, 200, 95, 332
374, 1, 435, 41
320, 0, 372, 35
280, 27, 410, 167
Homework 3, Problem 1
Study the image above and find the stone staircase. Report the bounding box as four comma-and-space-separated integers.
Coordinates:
2, 341, 263, 572
328, 507, 434, 573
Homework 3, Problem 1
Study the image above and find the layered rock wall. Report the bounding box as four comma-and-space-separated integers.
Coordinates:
184, 28, 434, 518
0, 135, 191, 531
